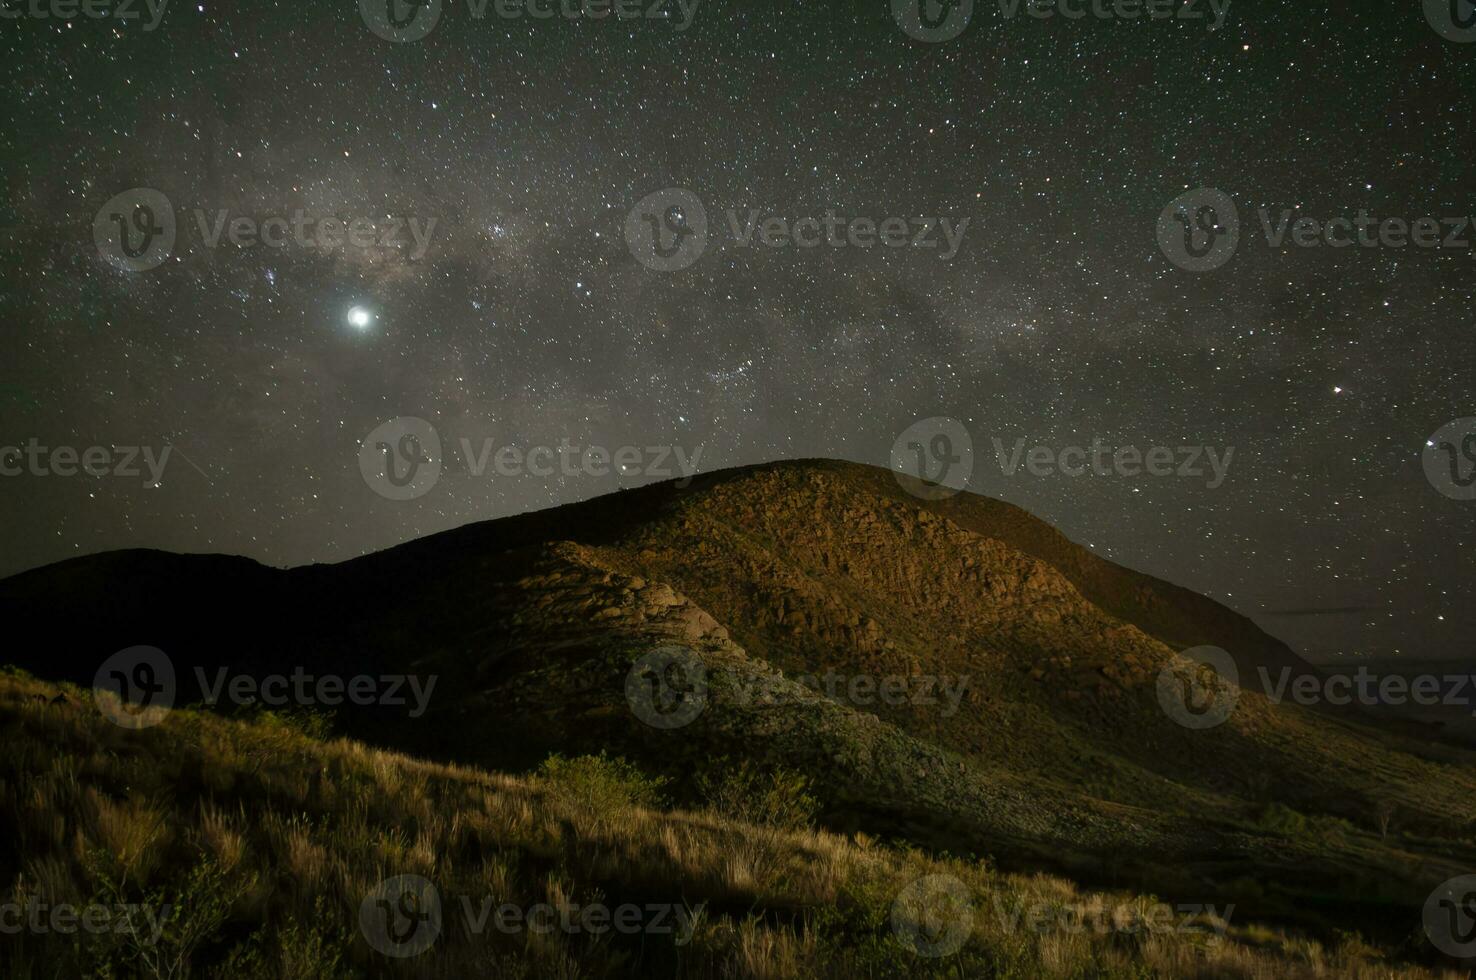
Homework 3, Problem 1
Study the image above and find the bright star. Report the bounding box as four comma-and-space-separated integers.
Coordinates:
347, 306, 373, 330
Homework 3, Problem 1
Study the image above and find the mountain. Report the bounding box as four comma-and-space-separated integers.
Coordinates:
3, 459, 1473, 961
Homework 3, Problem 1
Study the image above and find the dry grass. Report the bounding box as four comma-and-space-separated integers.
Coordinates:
0, 672, 1461, 979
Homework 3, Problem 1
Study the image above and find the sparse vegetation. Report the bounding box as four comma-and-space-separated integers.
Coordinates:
696, 759, 818, 831
537, 751, 670, 825
0, 674, 1460, 978
8, 463, 1476, 970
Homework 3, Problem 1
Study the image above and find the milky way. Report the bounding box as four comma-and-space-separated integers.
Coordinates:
0, 1, 1472, 663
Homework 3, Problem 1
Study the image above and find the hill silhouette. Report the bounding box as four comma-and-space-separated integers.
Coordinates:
3, 459, 1472, 958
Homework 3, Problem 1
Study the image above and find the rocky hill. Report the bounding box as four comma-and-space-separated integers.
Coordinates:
3, 459, 1473, 960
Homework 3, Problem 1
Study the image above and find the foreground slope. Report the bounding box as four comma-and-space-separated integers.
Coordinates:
1, 460, 1472, 960
0, 672, 1455, 979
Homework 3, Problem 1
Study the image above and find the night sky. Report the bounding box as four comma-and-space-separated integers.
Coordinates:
1, 1, 1472, 664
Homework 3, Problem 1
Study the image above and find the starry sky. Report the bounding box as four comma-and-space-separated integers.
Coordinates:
0, 1, 1472, 664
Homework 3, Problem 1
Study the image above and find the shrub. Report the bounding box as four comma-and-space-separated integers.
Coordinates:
697, 759, 818, 831
537, 752, 669, 819
1254, 803, 1312, 837
213, 897, 354, 980
83, 851, 257, 980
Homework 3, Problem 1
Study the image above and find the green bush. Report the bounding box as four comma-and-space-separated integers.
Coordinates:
537, 752, 669, 817
213, 897, 355, 980
82, 851, 257, 980
1254, 802, 1311, 837
697, 759, 818, 831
